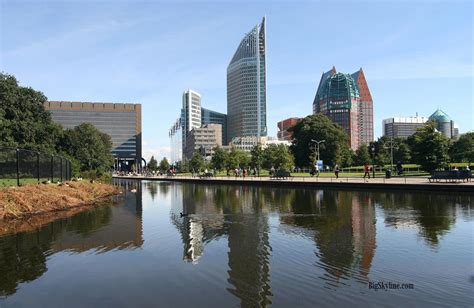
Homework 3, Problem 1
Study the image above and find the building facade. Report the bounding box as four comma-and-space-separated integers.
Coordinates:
202, 107, 227, 145
382, 116, 428, 138
169, 117, 183, 164
44, 101, 142, 170
182, 89, 202, 157
184, 124, 222, 161
227, 17, 267, 142
313, 67, 374, 150
277, 117, 302, 141
429, 109, 459, 140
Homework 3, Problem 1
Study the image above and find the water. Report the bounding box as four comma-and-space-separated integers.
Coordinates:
0, 180, 473, 307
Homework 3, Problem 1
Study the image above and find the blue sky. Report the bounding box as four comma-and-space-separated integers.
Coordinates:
1, 0, 472, 160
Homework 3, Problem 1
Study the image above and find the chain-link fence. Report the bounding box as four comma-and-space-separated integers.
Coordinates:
0, 147, 72, 187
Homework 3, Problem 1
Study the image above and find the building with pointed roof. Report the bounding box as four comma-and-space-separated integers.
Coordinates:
227, 17, 267, 145
313, 67, 374, 150
429, 108, 459, 139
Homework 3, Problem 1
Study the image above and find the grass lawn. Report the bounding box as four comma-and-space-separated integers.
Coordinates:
0, 178, 51, 188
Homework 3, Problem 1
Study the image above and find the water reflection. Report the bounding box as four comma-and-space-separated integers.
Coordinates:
169, 184, 472, 306
0, 179, 143, 296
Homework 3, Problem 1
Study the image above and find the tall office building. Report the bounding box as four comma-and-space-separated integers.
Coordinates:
44, 101, 142, 170
169, 117, 183, 164
382, 116, 428, 138
227, 17, 267, 144
202, 107, 227, 145
313, 67, 374, 150
182, 89, 202, 156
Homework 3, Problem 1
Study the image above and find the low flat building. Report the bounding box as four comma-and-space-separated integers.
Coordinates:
382, 116, 428, 138
44, 101, 142, 171
202, 107, 227, 145
184, 124, 222, 160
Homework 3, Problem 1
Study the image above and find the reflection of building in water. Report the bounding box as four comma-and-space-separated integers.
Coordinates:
170, 184, 227, 263
0, 180, 143, 296
279, 190, 376, 284
170, 184, 272, 306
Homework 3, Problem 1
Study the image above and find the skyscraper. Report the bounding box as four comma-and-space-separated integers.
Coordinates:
313, 67, 374, 150
227, 17, 267, 144
182, 89, 202, 156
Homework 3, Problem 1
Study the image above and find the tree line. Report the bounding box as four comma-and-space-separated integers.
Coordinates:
0, 73, 113, 176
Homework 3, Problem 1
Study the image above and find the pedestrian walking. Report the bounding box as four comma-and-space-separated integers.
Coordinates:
363, 162, 370, 180
334, 164, 340, 179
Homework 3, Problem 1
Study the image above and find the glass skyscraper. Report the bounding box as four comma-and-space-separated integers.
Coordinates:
227, 17, 267, 143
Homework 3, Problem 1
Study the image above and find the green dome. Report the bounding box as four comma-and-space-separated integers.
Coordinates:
429, 109, 451, 123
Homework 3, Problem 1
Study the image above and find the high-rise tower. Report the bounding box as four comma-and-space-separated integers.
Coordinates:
227, 17, 267, 144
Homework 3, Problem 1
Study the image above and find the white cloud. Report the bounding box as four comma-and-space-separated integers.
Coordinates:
142, 140, 170, 162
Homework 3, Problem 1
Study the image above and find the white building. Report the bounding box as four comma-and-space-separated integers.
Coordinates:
382, 116, 428, 138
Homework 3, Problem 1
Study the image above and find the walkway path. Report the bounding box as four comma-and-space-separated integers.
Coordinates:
113, 174, 474, 193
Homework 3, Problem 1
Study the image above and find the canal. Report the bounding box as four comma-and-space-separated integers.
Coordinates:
0, 179, 473, 307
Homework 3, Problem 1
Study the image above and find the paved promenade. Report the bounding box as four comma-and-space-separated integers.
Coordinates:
113, 174, 474, 193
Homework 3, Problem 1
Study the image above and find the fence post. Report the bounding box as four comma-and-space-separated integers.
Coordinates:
60, 157, 63, 182
16, 149, 20, 186
51, 155, 54, 182
37, 152, 40, 183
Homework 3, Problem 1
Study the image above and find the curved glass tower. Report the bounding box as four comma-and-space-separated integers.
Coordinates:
227, 17, 267, 143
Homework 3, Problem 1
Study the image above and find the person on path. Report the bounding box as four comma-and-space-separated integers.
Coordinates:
334, 164, 340, 179
363, 163, 371, 180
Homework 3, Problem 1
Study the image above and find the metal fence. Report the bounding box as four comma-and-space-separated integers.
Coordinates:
0, 147, 72, 186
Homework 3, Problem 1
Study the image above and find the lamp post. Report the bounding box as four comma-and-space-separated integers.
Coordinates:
383, 136, 398, 173
310, 139, 325, 175
371, 145, 376, 178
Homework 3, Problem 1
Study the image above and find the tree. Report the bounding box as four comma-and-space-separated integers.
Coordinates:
290, 114, 352, 167
449, 132, 474, 164
159, 157, 170, 172
393, 138, 411, 164
59, 123, 113, 174
210, 146, 227, 172
250, 144, 264, 175
354, 145, 371, 166
148, 156, 158, 171
408, 121, 449, 172
190, 152, 205, 173
0, 73, 63, 152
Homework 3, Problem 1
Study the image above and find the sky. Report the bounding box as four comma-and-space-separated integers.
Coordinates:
1, 0, 473, 161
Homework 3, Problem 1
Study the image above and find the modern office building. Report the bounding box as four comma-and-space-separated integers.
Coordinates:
429, 109, 459, 140
182, 89, 202, 156
202, 107, 227, 145
277, 117, 302, 141
169, 117, 183, 164
227, 17, 267, 143
184, 124, 222, 160
45, 101, 142, 171
313, 67, 374, 150
382, 116, 428, 138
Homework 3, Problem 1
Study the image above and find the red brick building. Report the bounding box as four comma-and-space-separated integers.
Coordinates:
277, 117, 302, 141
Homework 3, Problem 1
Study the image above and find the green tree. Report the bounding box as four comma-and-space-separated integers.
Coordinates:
449, 132, 474, 164
0, 73, 63, 152
250, 144, 264, 175
393, 138, 411, 164
408, 121, 449, 172
290, 114, 352, 167
59, 123, 113, 174
211, 146, 227, 172
159, 157, 170, 172
190, 152, 205, 173
148, 156, 158, 171
354, 144, 371, 166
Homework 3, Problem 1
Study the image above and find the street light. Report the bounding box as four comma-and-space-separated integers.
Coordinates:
310, 139, 325, 166
383, 136, 398, 173
371, 145, 376, 178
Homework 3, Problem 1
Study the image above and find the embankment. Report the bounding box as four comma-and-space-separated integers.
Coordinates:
0, 181, 121, 221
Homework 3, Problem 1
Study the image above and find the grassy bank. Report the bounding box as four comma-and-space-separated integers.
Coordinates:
0, 181, 121, 220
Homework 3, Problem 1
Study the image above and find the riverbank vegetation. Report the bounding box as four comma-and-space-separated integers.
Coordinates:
0, 181, 120, 220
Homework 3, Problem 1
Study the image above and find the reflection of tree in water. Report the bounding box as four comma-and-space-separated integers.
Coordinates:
278, 190, 376, 284
376, 192, 471, 246
145, 182, 158, 200
0, 180, 143, 297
